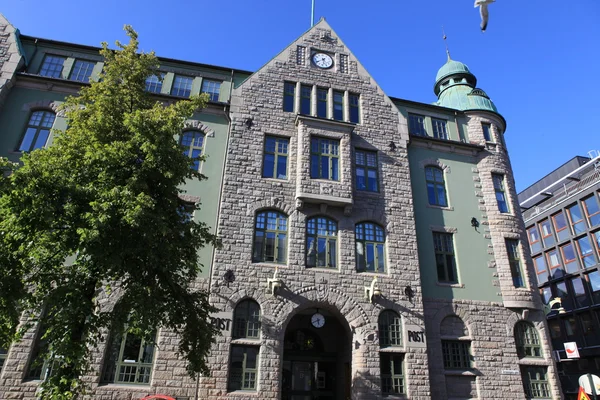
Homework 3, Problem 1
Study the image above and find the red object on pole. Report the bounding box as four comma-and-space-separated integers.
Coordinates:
141, 396, 176, 400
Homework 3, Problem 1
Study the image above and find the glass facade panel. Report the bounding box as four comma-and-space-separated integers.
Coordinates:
528, 226, 542, 253
583, 195, 600, 227
571, 277, 590, 308
539, 219, 555, 247
561, 243, 579, 273
534, 255, 548, 284
576, 236, 597, 268
567, 203, 587, 234
553, 211, 571, 241
356, 222, 385, 272
307, 217, 337, 268
547, 250, 564, 280
589, 271, 600, 303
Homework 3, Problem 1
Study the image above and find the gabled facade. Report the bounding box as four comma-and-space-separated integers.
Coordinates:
0, 15, 563, 400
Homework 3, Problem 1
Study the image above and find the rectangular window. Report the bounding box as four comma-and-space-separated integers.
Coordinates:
228, 345, 258, 391
492, 174, 510, 213
507, 239, 525, 288
333, 91, 344, 121
482, 123, 492, 141
539, 219, 555, 247
39, 55, 66, 78
355, 149, 378, 192
547, 249, 563, 280
408, 114, 427, 136
316, 88, 328, 118
576, 236, 597, 268
300, 85, 311, 115
349, 93, 360, 123
171, 75, 193, 97
442, 340, 472, 369
561, 243, 579, 273
283, 82, 296, 112
69, 59, 95, 83
380, 353, 405, 395
521, 366, 550, 399
310, 137, 339, 181
553, 211, 570, 241
533, 255, 548, 285
433, 232, 457, 283
580, 312, 599, 345
296, 45, 306, 65
262, 136, 289, 179
571, 277, 590, 308
339, 54, 349, 73
567, 203, 587, 235
583, 195, 600, 227
431, 118, 448, 139
201, 79, 221, 102
527, 226, 542, 254
145, 73, 164, 93
588, 271, 600, 303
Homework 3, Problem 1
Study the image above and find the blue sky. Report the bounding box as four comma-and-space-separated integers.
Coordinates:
4, 1, 599, 191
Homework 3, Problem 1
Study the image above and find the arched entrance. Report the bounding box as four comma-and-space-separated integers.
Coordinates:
281, 307, 352, 400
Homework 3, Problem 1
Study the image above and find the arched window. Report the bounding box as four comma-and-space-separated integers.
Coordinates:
378, 310, 402, 347
101, 329, 157, 384
356, 222, 385, 273
306, 217, 337, 268
233, 299, 261, 339
425, 166, 448, 207
229, 300, 261, 392
253, 210, 287, 263
19, 110, 56, 152
180, 130, 205, 171
440, 315, 472, 370
515, 322, 542, 358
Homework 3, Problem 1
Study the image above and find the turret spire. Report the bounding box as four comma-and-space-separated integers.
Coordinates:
442, 26, 451, 61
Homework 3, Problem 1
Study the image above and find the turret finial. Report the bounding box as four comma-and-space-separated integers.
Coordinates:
442, 26, 451, 61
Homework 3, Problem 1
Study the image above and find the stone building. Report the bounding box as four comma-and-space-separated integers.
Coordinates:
0, 13, 562, 400
518, 153, 600, 399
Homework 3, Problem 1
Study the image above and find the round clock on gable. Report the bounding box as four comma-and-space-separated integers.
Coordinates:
312, 52, 334, 69
311, 312, 325, 328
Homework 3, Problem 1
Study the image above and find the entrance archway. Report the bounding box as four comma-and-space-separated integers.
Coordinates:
281, 307, 352, 400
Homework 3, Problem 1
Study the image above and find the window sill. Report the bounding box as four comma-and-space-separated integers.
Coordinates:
427, 204, 454, 211
262, 177, 289, 183
251, 262, 289, 268
96, 383, 152, 390
355, 189, 381, 196
517, 358, 549, 366
379, 347, 405, 353
436, 282, 464, 288
230, 338, 261, 346
227, 390, 260, 396
357, 271, 387, 276
307, 267, 340, 273
443, 369, 478, 376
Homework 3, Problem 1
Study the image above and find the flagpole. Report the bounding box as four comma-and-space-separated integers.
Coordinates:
311, 0, 315, 27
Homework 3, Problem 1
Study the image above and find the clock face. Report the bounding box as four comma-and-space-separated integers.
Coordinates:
311, 313, 325, 328
312, 53, 333, 69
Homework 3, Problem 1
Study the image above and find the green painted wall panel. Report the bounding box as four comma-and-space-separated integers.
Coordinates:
408, 146, 500, 302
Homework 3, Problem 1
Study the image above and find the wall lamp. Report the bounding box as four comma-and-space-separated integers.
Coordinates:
364, 276, 382, 303
267, 267, 284, 296
223, 270, 235, 287
471, 217, 480, 229
388, 141, 397, 152
404, 285, 415, 302
245, 117, 254, 129
544, 297, 567, 315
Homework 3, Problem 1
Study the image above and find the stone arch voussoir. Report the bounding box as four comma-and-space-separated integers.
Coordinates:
22, 99, 65, 117
183, 119, 215, 137
247, 197, 295, 217
432, 304, 475, 337
419, 158, 451, 174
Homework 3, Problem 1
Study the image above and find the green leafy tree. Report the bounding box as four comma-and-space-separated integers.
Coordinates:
0, 27, 219, 399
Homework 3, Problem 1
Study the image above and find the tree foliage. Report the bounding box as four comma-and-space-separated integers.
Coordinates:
0, 26, 219, 399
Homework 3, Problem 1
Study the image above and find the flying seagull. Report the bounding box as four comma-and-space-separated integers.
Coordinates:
474, 0, 495, 32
